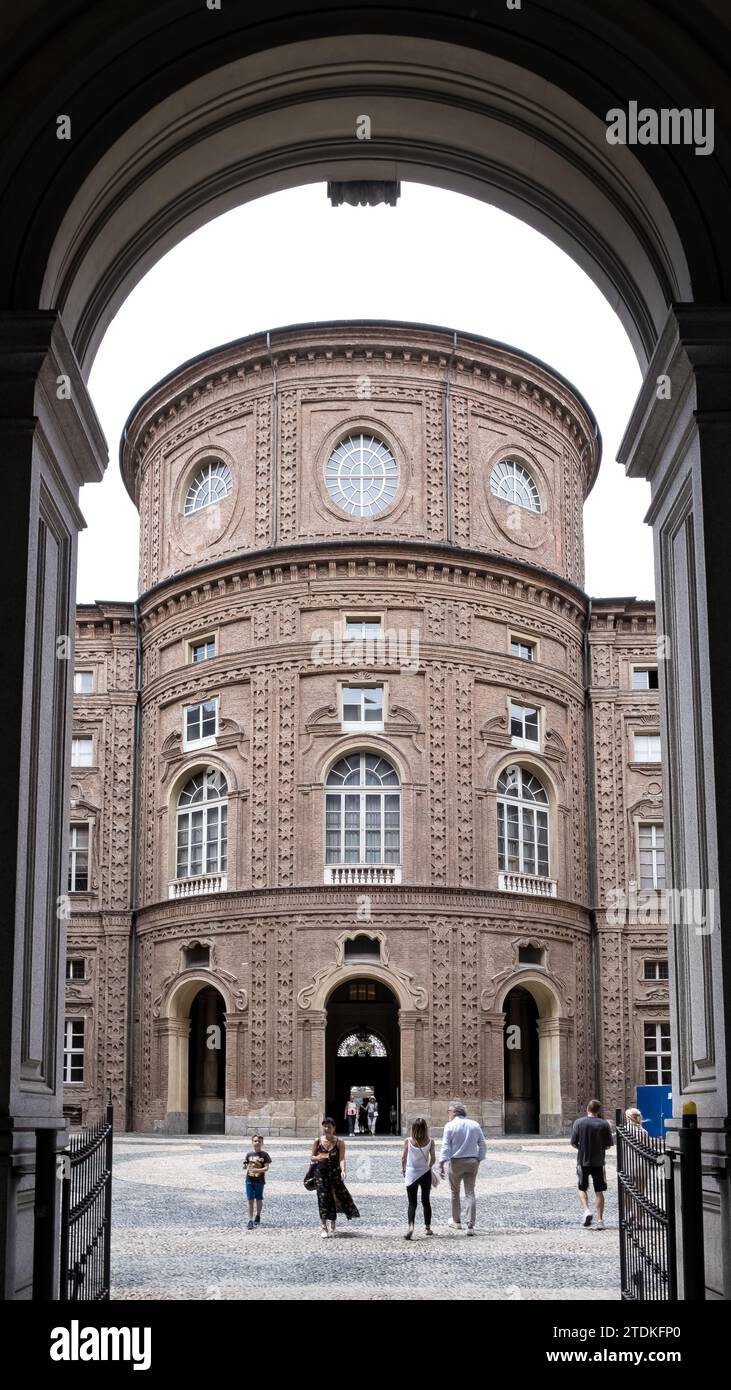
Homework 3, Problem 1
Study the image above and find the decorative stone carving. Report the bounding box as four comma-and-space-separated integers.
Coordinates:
296, 930, 427, 1010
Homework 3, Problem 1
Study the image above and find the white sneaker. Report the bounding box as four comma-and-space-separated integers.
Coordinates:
594, 1220, 606, 1230
582, 1211, 593, 1227
320, 1226, 329, 1238
448, 1218, 463, 1229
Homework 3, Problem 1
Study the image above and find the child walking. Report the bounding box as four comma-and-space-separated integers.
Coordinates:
243, 1134, 272, 1230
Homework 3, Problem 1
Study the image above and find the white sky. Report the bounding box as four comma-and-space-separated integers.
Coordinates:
83, 182, 652, 603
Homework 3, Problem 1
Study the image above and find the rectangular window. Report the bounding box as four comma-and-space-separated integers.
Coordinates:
71, 736, 93, 767
342, 686, 384, 729
68, 824, 90, 893
190, 638, 216, 663
639, 823, 666, 890
509, 700, 539, 747
632, 667, 659, 690
63, 1019, 85, 1084
345, 617, 383, 640
183, 698, 218, 748
644, 1021, 671, 1085
633, 733, 661, 763
643, 959, 669, 981
510, 638, 535, 661
325, 791, 400, 865
74, 671, 94, 694
497, 800, 549, 877
66, 958, 86, 981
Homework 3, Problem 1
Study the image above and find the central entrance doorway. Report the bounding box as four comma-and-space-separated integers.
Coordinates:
504, 986, 540, 1135
188, 985, 226, 1134
325, 979, 400, 1134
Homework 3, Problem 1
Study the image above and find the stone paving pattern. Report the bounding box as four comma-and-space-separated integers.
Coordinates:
110, 1135, 620, 1300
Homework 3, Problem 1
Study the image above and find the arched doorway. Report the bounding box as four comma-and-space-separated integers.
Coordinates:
499, 976, 565, 1136
188, 986, 226, 1135
161, 976, 229, 1135
326, 979, 400, 1134
503, 987, 540, 1134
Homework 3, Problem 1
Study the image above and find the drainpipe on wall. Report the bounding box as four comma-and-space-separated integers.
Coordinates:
126, 598, 143, 1131
444, 331, 457, 545
268, 330, 278, 546
583, 596, 601, 1099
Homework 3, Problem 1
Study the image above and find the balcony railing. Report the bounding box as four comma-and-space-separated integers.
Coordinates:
498, 871, 557, 898
324, 865, 402, 886
169, 873, 227, 899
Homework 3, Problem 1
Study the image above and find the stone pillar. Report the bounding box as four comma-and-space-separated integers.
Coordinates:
157, 1018, 190, 1133
0, 313, 106, 1299
537, 1017, 563, 1135
224, 1015, 248, 1132
398, 1009, 420, 1129
618, 305, 731, 1298
308, 1010, 327, 1122
480, 1009, 505, 1135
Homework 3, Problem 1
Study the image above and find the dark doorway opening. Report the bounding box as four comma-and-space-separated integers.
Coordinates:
326, 979, 400, 1134
504, 986, 539, 1134
188, 985, 226, 1134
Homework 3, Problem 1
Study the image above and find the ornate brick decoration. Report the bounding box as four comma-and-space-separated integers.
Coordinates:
63, 324, 663, 1137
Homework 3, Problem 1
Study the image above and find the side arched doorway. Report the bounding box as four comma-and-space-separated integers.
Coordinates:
161, 977, 227, 1134
500, 977, 567, 1137
325, 979, 400, 1134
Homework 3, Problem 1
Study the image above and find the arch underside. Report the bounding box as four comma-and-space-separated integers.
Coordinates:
38, 35, 696, 373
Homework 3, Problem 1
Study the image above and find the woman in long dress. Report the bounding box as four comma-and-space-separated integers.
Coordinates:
311, 1117, 360, 1237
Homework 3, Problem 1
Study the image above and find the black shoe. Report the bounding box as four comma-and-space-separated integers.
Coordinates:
247, 1220, 254, 1230
254, 1216, 261, 1226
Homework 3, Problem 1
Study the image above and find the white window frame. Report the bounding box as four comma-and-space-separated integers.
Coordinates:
509, 635, 536, 662
509, 699, 540, 749
633, 732, 661, 763
325, 753, 401, 867
188, 635, 217, 665
71, 736, 94, 767
66, 958, 86, 981
496, 766, 550, 879
631, 665, 659, 690
183, 697, 219, 750
638, 822, 666, 890
68, 822, 91, 893
340, 684, 385, 731
643, 1021, 672, 1085
344, 615, 384, 641
63, 1018, 85, 1084
175, 773, 228, 880
73, 670, 94, 694
184, 459, 232, 515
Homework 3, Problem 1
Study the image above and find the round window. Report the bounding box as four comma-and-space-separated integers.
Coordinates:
325, 433, 399, 517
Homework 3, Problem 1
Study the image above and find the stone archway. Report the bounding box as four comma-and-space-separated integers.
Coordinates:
156, 973, 233, 1134
497, 973, 570, 1137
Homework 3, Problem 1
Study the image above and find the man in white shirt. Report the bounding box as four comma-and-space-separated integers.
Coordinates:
438, 1101, 487, 1233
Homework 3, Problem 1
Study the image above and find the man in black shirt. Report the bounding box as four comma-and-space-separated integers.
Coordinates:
570, 1099, 613, 1229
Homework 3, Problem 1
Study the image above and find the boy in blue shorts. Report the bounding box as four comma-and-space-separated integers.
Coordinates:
243, 1134, 272, 1230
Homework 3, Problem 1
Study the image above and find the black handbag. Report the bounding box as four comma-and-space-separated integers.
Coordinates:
303, 1160, 317, 1191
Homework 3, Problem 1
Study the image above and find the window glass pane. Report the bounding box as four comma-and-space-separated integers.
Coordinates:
363, 689, 383, 720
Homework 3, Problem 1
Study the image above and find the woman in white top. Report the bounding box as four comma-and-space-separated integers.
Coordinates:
401, 1117, 436, 1239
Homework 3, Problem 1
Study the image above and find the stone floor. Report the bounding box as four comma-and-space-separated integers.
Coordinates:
110, 1134, 620, 1300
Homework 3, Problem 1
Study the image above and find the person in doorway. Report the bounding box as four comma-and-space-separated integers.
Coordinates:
390, 1104, 398, 1135
367, 1097, 377, 1134
310, 1117, 360, 1237
438, 1101, 487, 1234
402, 1118, 436, 1239
358, 1099, 369, 1134
345, 1097, 357, 1136
570, 1098, 614, 1229
243, 1134, 272, 1230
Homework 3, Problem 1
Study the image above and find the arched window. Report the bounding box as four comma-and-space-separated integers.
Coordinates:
325, 753, 400, 865
497, 765, 549, 877
490, 459, 541, 512
325, 433, 399, 517
184, 460, 232, 514
337, 1031, 388, 1058
176, 768, 228, 878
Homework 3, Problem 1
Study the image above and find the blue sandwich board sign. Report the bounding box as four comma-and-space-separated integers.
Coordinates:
636, 1084, 673, 1138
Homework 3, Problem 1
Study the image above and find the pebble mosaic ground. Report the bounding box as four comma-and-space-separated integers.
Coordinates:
110, 1135, 620, 1300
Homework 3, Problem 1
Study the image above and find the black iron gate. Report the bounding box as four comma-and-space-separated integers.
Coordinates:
616, 1123, 677, 1300
59, 1103, 113, 1300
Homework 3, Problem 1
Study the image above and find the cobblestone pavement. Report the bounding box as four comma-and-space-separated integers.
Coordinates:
111, 1135, 620, 1300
